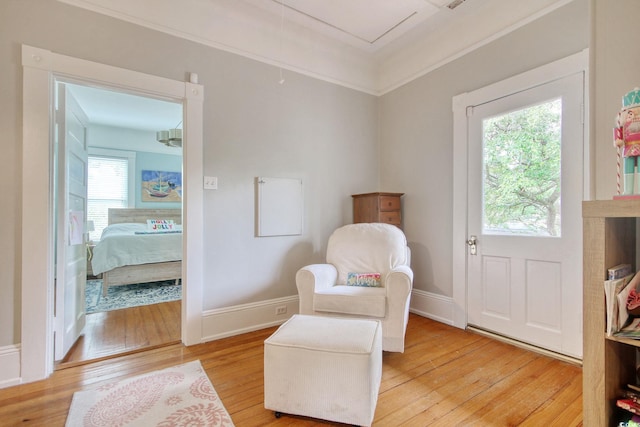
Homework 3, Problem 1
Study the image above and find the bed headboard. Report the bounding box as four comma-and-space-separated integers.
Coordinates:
108, 208, 182, 225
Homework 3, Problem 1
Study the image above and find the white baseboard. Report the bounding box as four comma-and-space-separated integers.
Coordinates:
201, 295, 300, 342
0, 344, 21, 389
409, 289, 456, 326
202, 290, 457, 343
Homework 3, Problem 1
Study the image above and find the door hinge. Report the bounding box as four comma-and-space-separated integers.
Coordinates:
53, 278, 57, 317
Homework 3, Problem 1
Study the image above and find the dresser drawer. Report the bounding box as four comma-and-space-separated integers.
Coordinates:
379, 196, 401, 211
379, 210, 401, 225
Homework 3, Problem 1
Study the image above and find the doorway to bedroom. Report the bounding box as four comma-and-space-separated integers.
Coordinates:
55, 81, 184, 366
22, 45, 204, 383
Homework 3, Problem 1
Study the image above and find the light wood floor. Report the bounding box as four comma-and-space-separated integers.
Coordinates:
1, 313, 582, 426
60, 300, 181, 365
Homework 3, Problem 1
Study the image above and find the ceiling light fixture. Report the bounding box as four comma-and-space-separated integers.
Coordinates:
447, 0, 467, 10
156, 121, 183, 147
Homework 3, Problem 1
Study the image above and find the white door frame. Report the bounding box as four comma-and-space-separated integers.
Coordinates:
21, 45, 204, 383
451, 49, 590, 329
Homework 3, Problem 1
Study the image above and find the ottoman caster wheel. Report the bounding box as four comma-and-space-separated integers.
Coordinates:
274, 411, 282, 418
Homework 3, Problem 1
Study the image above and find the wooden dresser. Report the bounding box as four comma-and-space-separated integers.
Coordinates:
352, 192, 403, 229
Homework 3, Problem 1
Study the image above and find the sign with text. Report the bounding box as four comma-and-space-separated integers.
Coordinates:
146, 219, 175, 231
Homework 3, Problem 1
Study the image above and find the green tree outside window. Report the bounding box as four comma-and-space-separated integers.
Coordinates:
482, 98, 562, 237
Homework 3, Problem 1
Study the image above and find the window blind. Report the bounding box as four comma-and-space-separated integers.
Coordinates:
87, 156, 129, 241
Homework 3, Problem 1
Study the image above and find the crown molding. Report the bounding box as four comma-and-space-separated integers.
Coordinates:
375, 0, 576, 94
57, 0, 574, 96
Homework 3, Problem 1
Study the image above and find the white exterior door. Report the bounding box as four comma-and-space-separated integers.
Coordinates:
54, 82, 89, 361
466, 72, 584, 358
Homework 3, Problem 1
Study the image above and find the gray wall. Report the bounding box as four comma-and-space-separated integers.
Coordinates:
0, 0, 377, 346
379, 0, 590, 297
202, 57, 378, 307
592, 0, 640, 199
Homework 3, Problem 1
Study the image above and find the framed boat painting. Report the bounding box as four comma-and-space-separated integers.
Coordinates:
141, 170, 182, 202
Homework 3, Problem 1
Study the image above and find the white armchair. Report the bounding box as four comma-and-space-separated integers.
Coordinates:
296, 223, 413, 352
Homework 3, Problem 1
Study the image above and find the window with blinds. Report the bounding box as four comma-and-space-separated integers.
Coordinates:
87, 152, 135, 241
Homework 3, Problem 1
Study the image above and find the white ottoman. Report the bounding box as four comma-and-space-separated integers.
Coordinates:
264, 314, 382, 426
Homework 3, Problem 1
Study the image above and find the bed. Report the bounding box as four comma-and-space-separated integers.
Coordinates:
91, 208, 182, 296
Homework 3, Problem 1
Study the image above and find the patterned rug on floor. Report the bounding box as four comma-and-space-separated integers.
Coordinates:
86, 279, 182, 314
65, 360, 235, 426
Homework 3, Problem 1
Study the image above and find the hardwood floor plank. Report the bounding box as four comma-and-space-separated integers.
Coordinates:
428, 354, 580, 426
376, 340, 537, 425
0, 314, 582, 426
472, 359, 578, 425
60, 300, 181, 365
520, 373, 583, 426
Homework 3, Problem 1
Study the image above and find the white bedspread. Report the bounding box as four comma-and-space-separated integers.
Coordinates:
91, 223, 182, 275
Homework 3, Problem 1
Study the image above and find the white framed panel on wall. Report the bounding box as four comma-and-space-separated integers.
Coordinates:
256, 177, 303, 237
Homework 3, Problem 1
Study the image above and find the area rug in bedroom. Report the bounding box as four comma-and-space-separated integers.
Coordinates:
65, 360, 235, 426
86, 279, 182, 314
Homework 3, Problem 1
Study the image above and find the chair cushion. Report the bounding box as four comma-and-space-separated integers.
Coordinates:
264, 315, 381, 353
313, 285, 386, 317
327, 223, 408, 286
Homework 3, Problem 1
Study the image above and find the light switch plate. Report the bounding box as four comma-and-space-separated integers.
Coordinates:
204, 176, 218, 190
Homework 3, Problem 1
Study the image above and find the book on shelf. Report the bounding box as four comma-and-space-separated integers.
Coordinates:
605, 272, 636, 336
616, 275, 640, 338
617, 398, 640, 416
616, 318, 640, 338
610, 264, 634, 280
618, 386, 640, 419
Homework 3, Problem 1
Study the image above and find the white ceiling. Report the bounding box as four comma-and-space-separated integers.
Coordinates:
241, 0, 451, 52
67, 84, 182, 132
57, 0, 572, 134
66, 83, 183, 154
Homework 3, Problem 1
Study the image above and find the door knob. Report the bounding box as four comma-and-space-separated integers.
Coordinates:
467, 235, 477, 255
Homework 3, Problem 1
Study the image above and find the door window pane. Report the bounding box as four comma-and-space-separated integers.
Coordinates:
482, 98, 562, 237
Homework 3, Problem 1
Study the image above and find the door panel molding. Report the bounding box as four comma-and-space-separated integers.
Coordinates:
481, 256, 512, 320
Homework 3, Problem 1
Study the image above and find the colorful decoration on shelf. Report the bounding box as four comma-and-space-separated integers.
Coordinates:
614, 88, 640, 197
